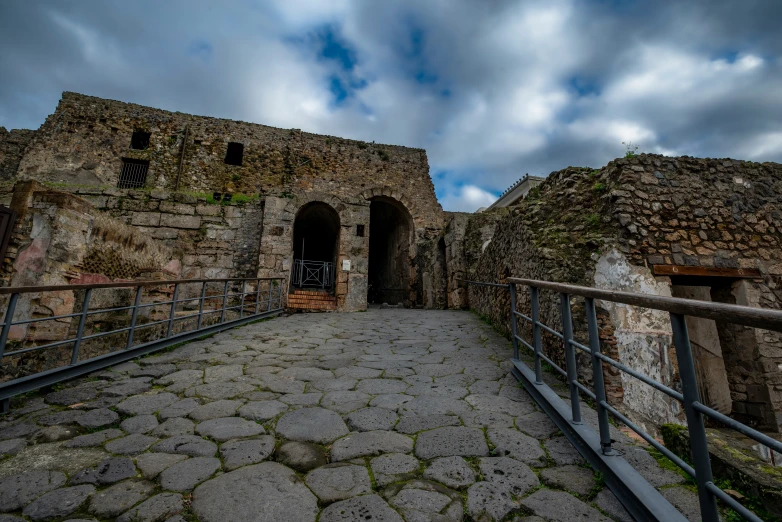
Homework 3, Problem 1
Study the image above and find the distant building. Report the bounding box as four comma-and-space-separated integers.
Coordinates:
486, 174, 545, 210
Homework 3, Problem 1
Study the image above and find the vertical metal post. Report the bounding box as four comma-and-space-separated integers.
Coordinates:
239, 280, 246, 319
277, 278, 283, 309
197, 282, 207, 330
560, 292, 582, 424
267, 280, 273, 312
509, 283, 519, 360
254, 279, 261, 315
0, 398, 9, 415
530, 286, 544, 384
0, 292, 20, 366
71, 289, 92, 365
221, 280, 229, 323
167, 283, 179, 338
670, 312, 719, 521
586, 297, 613, 454
126, 286, 143, 350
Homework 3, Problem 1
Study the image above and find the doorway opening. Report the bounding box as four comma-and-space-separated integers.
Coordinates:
291, 202, 339, 291
368, 197, 412, 306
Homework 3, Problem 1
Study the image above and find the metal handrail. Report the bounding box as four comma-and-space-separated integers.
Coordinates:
463, 277, 782, 522
0, 277, 284, 412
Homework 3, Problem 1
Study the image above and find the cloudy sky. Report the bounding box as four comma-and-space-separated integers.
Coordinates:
1, 1, 781, 211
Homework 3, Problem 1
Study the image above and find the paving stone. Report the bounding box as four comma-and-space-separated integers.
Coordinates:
622, 446, 685, 487
660, 485, 702, 522
345, 407, 399, 431
158, 398, 200, 420
422, 456, 476, 489
0, 439, 26, 458
461, 410, 516, 429
116, 393, 178, 415
370, 453, 421, 486
37, 411, 84, 426
152, 435, 217, 457
543, 436, 585, 466
186, 382, 257, 400
277, 367, 333, 381
319, 494, 403, 522
331, 430, 414, 461
279, 393, 322, 406
262, 377, 306, 394
383, 367, 415, 378
45, 387, 99, 406
489, 428, 546, 466
191, 462, 319, 522
369, 394, 413, 409
34, 425, 79, 443
0, 470, 67, 511
466, 394, 535, 416
151, 417, 195, 437
415, 364, 463, 377
516, 411, 560, 439
388, 486, 456, 521
102, 380, 153, 397
309, 378, 357, 392
116, 492, 183, 522
134, 453, 189, 479
305, 463, 372, 502
72, 457, 137, 485
464, 365, 506, 381
0, 423, 39, 441
64, 429, 124, 448
195, 417, 264, 441
398, 396, 471, 417
105, 434, 158, 455
594, 489, 633, 522
76, 408, 119, 429
395, 414, 461, 434
467, 481, 517, 521
468, 380, 501, 395
540, 464, 595, 496
356, 379, 409, 395
130, 363, 177, 378
155, 369, 203, 387
520, 488, 612, 521
415, 427, 489, 459
22, 485, 95, 521
120, 415, 159, 434
204, 365, 244, 383
405, 383, 468, 398
188, 400, 244, 421
237, 400, 288, 421
88, 480, 155, 518
478, 457, 539, 495
160, 457, 221, 492
321, 391, 371, 413
335, 366, 383, 379
275, 441, 327, 472
220, 436, 276, 470
275, 407, 349, 444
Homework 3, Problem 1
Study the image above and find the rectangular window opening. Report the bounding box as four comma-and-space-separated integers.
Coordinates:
356, 224, 365, 237
225, 142, 244, 166
130, 131, 151, 150
118, 158, 149, 189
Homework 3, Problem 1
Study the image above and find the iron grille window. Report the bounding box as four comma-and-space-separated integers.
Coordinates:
130, 131, 151, 150
118, 158, 149, 189
225, 142, 244, 166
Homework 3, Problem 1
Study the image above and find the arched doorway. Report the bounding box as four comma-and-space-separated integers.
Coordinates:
291, 202, 339, 291
368, 197, 412, 305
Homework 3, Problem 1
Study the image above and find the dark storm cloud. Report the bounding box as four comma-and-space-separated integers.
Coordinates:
0, 0, 780, 211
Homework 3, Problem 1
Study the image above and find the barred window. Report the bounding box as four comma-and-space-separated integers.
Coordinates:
118, 158, 149, 189
130, 131, 151, 150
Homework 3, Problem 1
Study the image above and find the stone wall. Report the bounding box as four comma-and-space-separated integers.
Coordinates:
466, 154, 782, 432
0, 127, 35, 181
16, 92, 442, 233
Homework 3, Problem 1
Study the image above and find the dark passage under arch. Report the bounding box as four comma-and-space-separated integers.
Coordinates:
368, 197, 411, 305
292, 202, 339, 290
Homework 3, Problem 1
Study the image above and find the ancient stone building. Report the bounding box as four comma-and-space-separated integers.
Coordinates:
455, 155, 782, 434
0, 92, 445, 312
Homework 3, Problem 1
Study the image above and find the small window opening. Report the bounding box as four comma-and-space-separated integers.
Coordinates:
225, 142, 244, 166
118, 158, 149, 189
356, 224, 365, 237
130, 131, 150, 149
194, 139, 202, 145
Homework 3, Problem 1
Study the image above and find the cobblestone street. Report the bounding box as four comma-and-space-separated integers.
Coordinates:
0, 309, 695, 521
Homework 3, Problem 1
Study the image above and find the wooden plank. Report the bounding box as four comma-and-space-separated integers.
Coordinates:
652, 265, 761, 279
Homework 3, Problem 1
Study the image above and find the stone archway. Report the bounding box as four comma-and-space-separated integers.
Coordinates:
291, 201, 340, 291
366, 196, 414, 306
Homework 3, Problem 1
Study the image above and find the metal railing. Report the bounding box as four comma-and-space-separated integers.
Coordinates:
0, 277, 284, 413
292, 259, 335, 289
462, 278, 782, 522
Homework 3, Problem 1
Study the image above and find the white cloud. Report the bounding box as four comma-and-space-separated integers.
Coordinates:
439, 184, 499, 212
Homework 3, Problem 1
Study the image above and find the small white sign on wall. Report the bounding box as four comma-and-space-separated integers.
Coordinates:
342, 260, 351, 271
